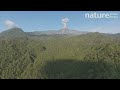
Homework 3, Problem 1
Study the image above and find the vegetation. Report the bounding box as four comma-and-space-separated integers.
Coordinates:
0, 28, 120, 79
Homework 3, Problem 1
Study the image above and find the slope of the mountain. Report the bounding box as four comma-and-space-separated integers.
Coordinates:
0, 28, 27, 38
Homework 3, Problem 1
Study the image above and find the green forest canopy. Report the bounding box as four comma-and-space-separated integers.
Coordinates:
0, 29, 120, 79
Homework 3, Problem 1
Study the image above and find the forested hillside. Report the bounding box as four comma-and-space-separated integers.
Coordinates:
0, 28, 120, 79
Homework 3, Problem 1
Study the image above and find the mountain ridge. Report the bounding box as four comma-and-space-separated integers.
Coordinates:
0, 28, 120, 38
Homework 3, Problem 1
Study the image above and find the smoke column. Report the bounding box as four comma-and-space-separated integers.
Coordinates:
62, 18, 69, 33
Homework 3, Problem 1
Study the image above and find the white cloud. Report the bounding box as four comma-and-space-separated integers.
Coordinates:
4, 20, 18, 29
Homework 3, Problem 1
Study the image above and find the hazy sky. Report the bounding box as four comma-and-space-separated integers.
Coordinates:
0, 11, 120, 33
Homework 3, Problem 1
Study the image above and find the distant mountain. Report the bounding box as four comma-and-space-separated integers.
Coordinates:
0, 28, 27, 38
103, 33, 120, 38
59, 29, 88, 35
0, 28, 88, 39
29, 30, 59, 35
27, 29, 88, 36
109, 33, 120, 37
1, 28, 119, 38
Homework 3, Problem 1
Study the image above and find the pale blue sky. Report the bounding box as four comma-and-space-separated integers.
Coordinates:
0, 11, 120, 33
